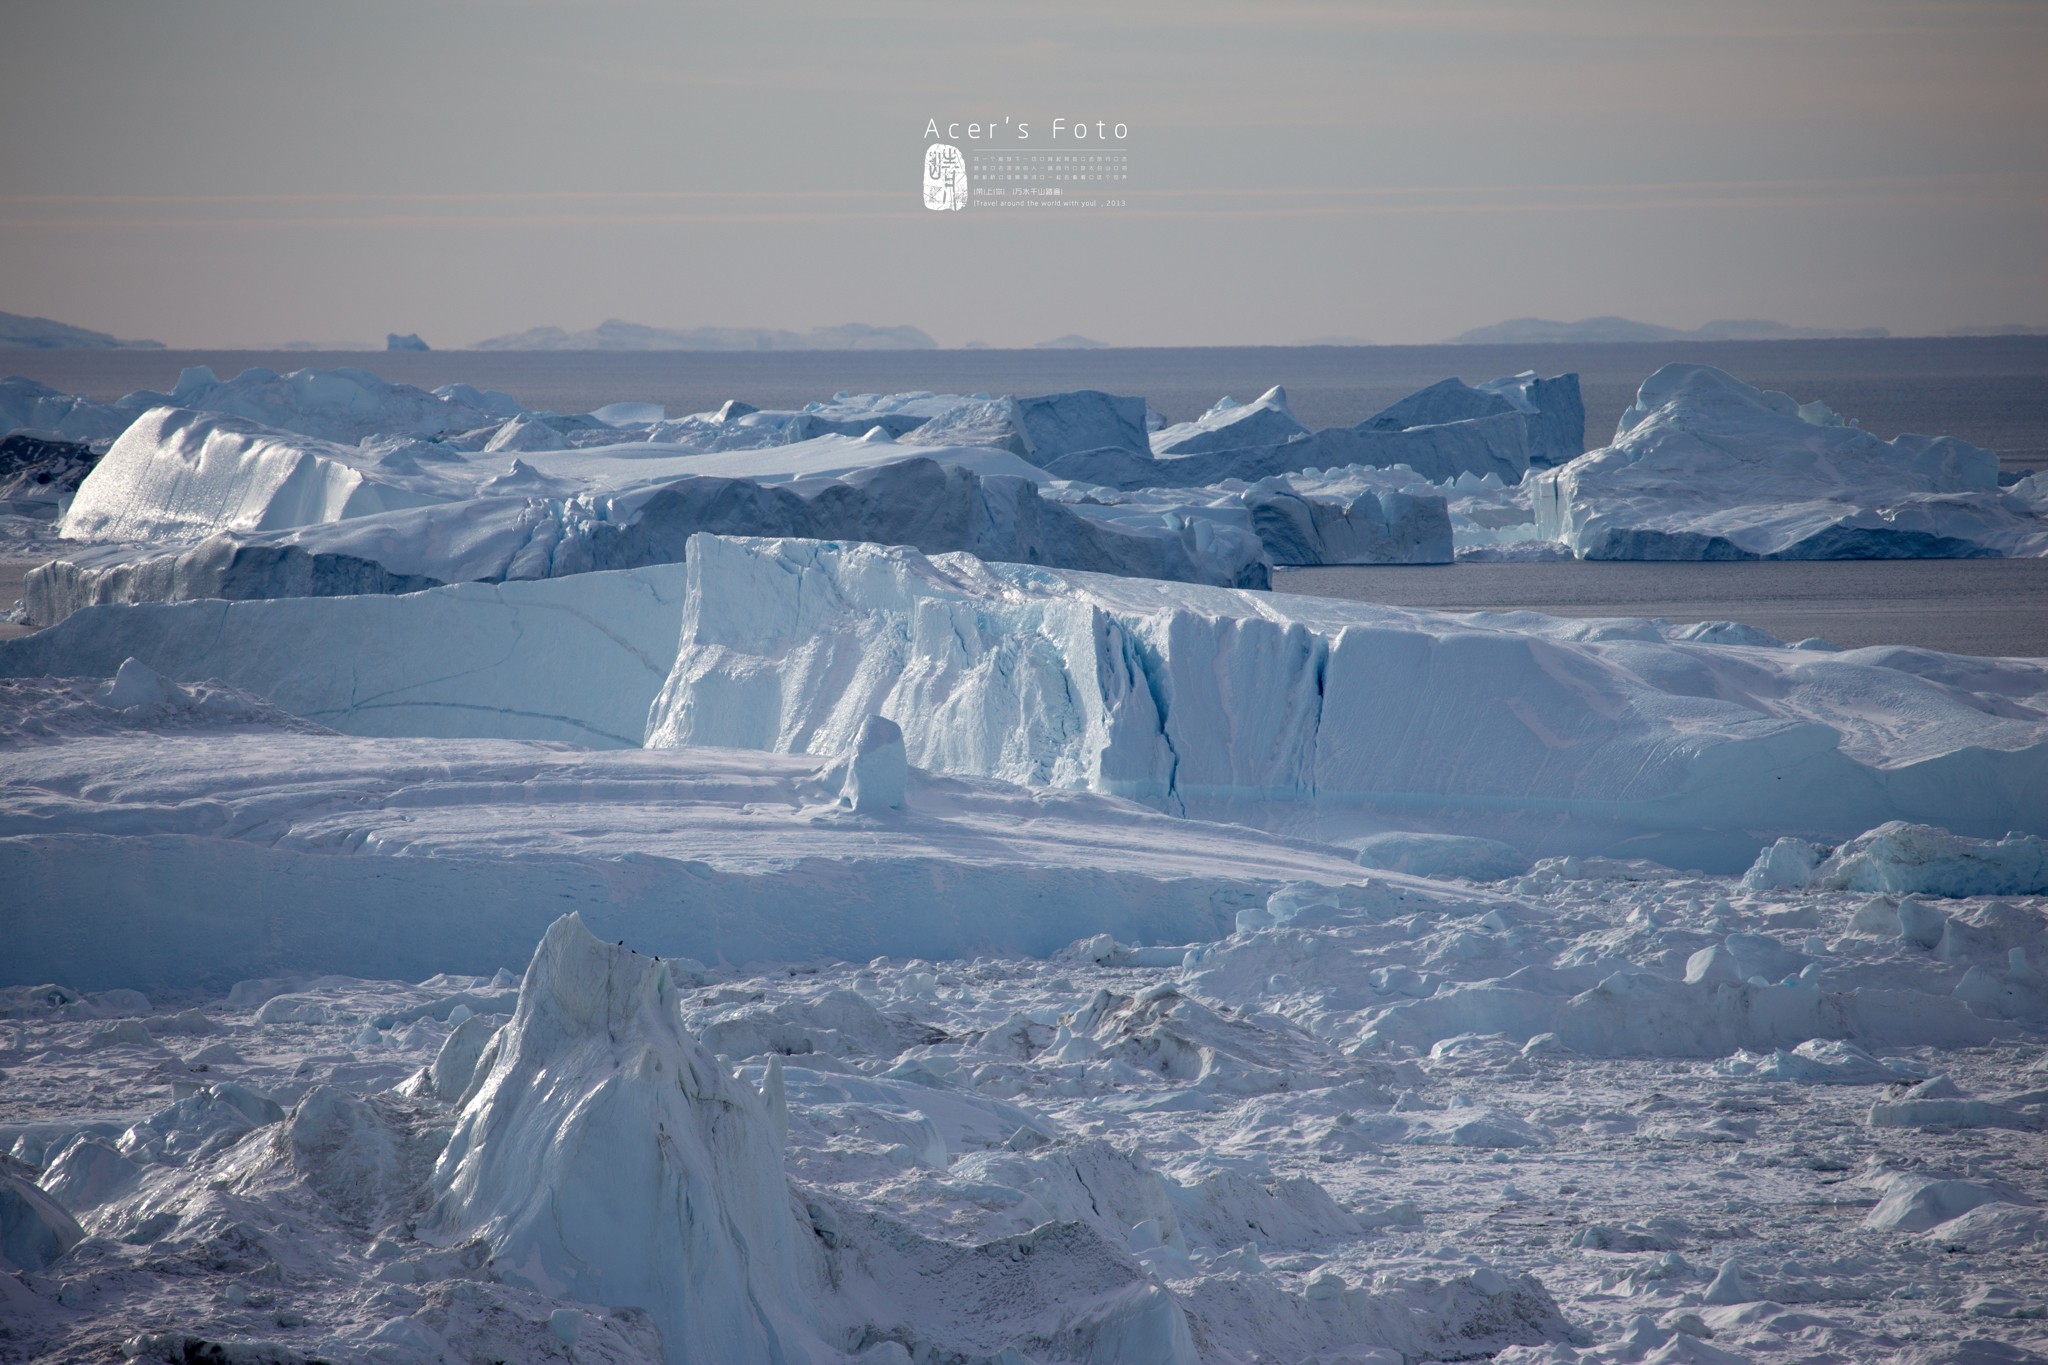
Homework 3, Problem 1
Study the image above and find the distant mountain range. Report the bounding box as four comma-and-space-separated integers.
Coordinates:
0, 309, 163, 350
1445, 316, 1890, 345
472, 320, 937, 351
1033, 334, 1110, 349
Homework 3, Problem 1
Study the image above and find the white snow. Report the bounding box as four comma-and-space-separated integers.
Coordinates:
1532, 364, 2048, 559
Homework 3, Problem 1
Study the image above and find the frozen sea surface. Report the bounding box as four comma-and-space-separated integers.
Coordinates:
1275, 559, 2048, 659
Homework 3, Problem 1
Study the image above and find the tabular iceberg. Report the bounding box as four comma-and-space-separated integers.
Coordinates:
648, 534, 2048, 868
1532, 363, 2048, 559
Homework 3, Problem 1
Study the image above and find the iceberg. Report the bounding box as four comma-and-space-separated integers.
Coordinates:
1361, 370, 1586, 467
0, 433, 101, 518
109, 365, 508, 445
648, 535, 2048, 867
1813, 822, 2048, 897
0, 376, 134, 445
1046, 373, 1581, 489
1531, 364, 2048, 559
1152, 386, 1310, 456
1050, 477, 1453, 566
431, 913, 817, 1364
62, 407, 451, 543
902, 389, 1151, 464
30, 453, 1271, 624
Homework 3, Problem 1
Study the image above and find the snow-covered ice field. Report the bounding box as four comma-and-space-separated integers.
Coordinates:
3, 356, 2046, 1365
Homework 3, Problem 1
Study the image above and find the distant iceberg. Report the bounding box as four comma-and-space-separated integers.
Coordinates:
1046, 372, 1584, 488
1532, 363, 2048, 559
0, 377, 136, 445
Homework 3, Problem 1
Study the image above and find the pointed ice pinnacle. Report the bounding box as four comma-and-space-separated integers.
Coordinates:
842, 714, 908, 812
430, 912, 814, 1364
102, 657, 169, 710
1702, 1258, 1755, 1305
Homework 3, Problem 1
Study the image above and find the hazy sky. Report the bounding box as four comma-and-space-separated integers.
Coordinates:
6, 0, 2045, 347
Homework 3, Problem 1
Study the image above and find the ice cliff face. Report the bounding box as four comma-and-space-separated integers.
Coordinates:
1532, 363, 2047, 559
431, 912, 818, 1365
648, 535, 2048, 868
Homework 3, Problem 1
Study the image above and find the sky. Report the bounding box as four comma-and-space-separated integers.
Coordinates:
4, 0, 2046, 348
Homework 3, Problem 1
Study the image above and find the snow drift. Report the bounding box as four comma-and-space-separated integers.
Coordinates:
1531, 364, 2048, 559
648, 535, 2048, 867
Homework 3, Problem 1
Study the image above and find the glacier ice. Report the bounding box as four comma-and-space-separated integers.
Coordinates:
901, 388, 1151, 465
1061, 477, 1453, 566
841, 714, 908, 811
1532, 363, 2048, 559
430, 913, 818, 1364
648, 535, 2048, 868
6, 353, 2047, 1364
